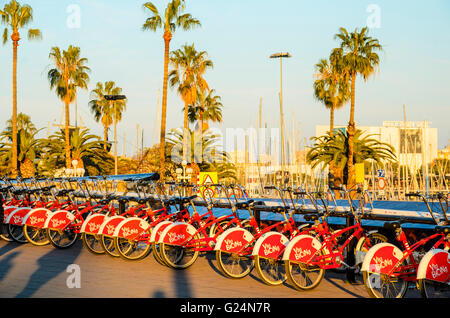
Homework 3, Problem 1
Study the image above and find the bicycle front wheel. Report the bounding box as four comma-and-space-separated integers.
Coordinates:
255, 255, 285, 286
100, 235, 120, 257
216, 250, 254, 279
418, 279, 450, 298
23, 224, 49, 246
284, 260, 325, 290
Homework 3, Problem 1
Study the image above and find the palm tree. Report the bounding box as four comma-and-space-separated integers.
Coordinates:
40, 128, 112, 176
47, 45, 90, 169
1, 0, 42, 177
334, 27, 382, 187
88, 81, 126, 150
307, 129, 396, 185
0, 114, 43, 178
188, 89, 223, 132
168, 43, 213, 163
142, 0, 200, 180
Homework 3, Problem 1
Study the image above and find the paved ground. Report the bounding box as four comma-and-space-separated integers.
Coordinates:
0, 239, 422, 298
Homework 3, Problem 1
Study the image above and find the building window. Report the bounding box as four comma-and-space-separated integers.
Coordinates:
399, 129, 422, 153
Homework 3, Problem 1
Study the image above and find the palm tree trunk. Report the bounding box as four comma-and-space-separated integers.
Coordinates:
183, 101, 189, 163
11, 31, 20, 177
346, 71, 356, 188
64, 98, 71, 168
160, 31, 172, 181
104, 125, 108, 150
114, 118, 118, 175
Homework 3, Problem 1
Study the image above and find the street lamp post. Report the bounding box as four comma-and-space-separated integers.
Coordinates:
104, 94, 127, 175
270, 52, 291, 174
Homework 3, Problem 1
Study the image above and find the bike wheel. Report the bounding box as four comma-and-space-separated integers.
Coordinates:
81, 233, 105, 255
100, 235, 120, 257
255, 255, 285, 286
152, 242, 166, 265
160, 234, 200, 269
362, 269, 408, 298
7, 224, 28, 243
418, 279, 450, 298
216, 250, 254, 279
115, 234, 151, 261
47, 228, 79, 249
355, 232, 388, 266
0, 223, 13, 241
284, 259, 325, 290
23, 224, 49, 246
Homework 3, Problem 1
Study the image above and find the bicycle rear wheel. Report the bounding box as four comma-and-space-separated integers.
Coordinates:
362, 270, 408, 298
100, 235, 120, 257
82, 233, 105, 255
284, 259, 325, 290
216, 250, 254, 279
7, 224, 28, 243
418, 279, 450, 298
255, 255, 285, 286
160, 234, 200, 269
23, 224, 49, 246
47, 228, 78, 249
115, 234, 151, 261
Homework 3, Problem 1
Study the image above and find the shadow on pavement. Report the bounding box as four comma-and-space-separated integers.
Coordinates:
15, 240, 83, 298
0, 241, 21, 257
0, 251, 21, 282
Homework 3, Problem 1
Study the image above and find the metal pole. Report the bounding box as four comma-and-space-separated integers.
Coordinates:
279, 57, 285, 175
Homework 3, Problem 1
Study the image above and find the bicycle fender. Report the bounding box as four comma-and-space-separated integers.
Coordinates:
6, 207, 32, 225
149, 221, 172, 243
361, 243, 403, 274
44, 210, 75, 230
3, 206, 19, 223
355, 230, 379, 265
113, 217, 151, 239
22, 208, 53, 228
416, 249, 450, 283
282, 234, 322, 262
251, 231, 289, 258
159, 222, 197, 245
214, 227, 254, 253
80, 213, 107, 234
98, 216, 126, 237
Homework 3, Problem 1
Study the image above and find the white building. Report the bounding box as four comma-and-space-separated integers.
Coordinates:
315, 121, 438, 173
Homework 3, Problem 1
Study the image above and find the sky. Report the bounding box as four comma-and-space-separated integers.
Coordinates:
0, 0, 449, 157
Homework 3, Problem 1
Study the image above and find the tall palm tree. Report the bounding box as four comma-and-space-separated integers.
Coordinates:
334, 27, 382, 187
0, 0, 42, 177
142, 0, 200, 179
47, 45, 90, 169
88, 81, 126, 150
313, 50, 350, 138
168, 43, 213, 163
188, 89, 223, 132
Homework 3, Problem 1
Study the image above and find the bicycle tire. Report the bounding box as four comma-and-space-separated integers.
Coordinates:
7, 224, 28, 243
255, 255, 285, 286
81, 232, 105, 255
100, 234, 120, 257
23, 224, 49, 246
152, 242, 167, 265
47, 228, 79, 249
284, 259, 325, 291
216, 249, 254, 279
115, 231, 152, 261
418, 278, 450, 298
160, 234, 200, 269
362, 269, 408, 298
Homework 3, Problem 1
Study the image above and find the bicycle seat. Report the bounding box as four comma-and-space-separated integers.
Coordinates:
434, 225, 450, 235
304, 214, 322, 221
180, 195, 198, 204
269, 205, 287, 213
117, 196, 130, 204
383, 220, 404, 231
235, 199, 254, 209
